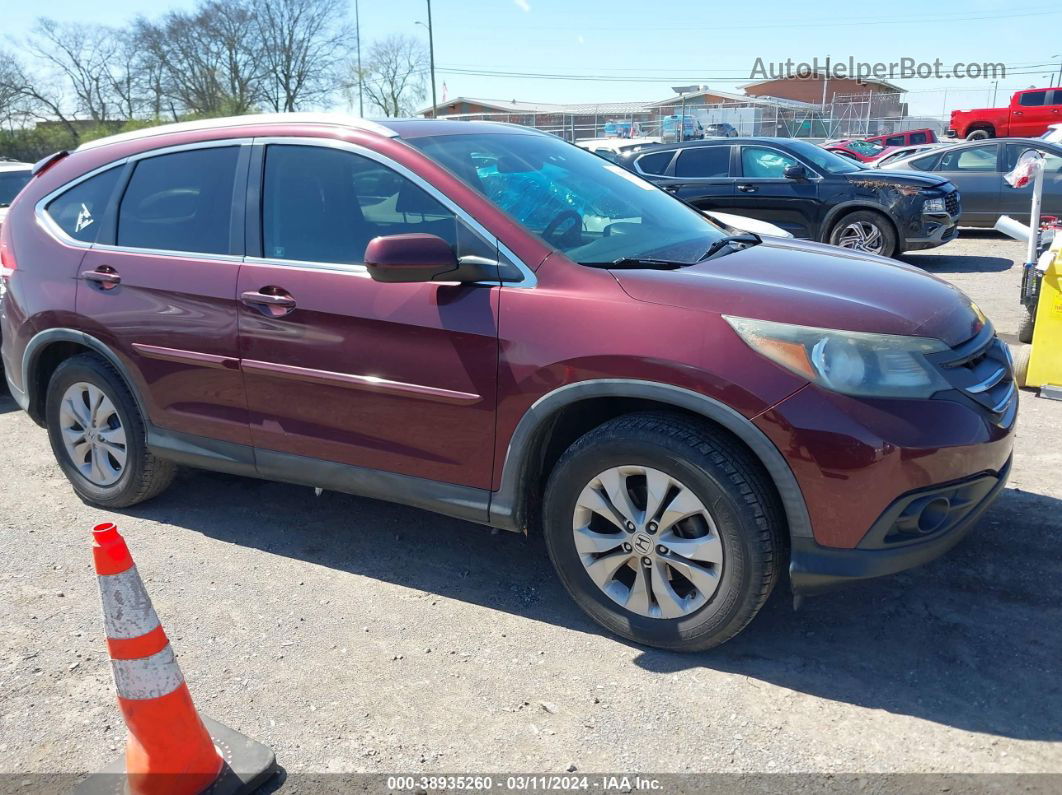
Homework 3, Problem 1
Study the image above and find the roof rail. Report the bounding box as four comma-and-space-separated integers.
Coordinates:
75, 113, 398, 152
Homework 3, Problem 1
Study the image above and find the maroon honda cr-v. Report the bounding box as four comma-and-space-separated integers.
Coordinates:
0, 115, 1016, 650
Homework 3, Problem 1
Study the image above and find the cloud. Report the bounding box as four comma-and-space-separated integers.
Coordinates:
514, 0, 531, 11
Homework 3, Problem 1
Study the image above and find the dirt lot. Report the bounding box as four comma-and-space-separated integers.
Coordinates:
1, 231, 1060, 782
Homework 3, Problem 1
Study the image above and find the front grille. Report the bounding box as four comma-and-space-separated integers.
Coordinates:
944, 190, 960, 216
928, 323, 1016, 425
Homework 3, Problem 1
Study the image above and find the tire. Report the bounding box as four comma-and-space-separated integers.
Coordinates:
1012, 343, 1032, 389
542, 412, 784, 652
828, 209, 898, 258
1017, 303, 1037, 344
966, 128, 992, 141
45, 353, 175, 508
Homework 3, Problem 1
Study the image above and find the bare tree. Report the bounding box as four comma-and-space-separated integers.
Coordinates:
0, 47, 80, 141
27, 19, 124, 122
133, 0, 262, 118
254, 0, 353, 112
359, 35, 428, 117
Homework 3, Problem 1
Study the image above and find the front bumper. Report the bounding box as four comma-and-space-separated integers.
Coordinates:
905, 217, 959, 250
790, 455, 1011, 594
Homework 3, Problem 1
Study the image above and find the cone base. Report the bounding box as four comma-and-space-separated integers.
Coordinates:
77, 716, 277, 795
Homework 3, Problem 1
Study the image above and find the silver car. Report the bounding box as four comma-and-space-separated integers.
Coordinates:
880, 138, 1062, 227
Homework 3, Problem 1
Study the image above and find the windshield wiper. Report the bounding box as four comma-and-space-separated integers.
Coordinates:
698, 233, 761, 262
581, 257, 690, 270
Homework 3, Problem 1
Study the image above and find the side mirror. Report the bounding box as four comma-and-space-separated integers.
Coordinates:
783, 163, 808, 180
365, 233, 500, 284
365, 234, 459, 283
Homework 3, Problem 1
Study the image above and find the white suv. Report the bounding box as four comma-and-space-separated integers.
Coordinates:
0, 161, 33, 228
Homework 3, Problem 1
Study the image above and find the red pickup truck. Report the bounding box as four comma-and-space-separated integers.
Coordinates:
949, 87, 1062, 140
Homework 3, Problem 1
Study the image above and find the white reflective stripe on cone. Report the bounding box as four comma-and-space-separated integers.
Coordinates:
112, 645, 185, 700
98, 566, 161, 639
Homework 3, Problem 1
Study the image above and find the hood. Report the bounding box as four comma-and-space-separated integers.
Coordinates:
844, 169, 949, 189
611, 236, 983, 348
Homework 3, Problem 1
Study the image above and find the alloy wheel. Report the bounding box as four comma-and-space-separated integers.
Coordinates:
836, 221, 884, 254
58, 382, 127, 487
572, 465, 724, 619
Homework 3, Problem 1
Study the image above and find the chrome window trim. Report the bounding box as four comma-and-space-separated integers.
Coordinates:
249, 136, 536, 288
34, 139, 253, 260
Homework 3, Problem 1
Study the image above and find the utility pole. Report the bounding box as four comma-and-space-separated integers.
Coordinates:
355, 0, 363, 116
1055, 54, 1062, 86
427, 0, 438, 117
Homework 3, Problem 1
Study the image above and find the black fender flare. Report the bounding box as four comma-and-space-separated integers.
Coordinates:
487, 379, 813, 540
21, 328, 148, 423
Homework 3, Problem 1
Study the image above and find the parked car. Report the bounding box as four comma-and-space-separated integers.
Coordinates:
602, 120, 642, 139
867, 142, 947, 169
823, 139, 890, 163
862, 128, 938, 148
1041, 123, 1062, 144
661, 115, 704, 143
0, 161, 32, 229
617, 137, 961, 257
703, 122, 739, 138
1, 115, 1014, 651
880, 138, 1062, 228
575, 137, 661, 162
948, 87, 1062, 140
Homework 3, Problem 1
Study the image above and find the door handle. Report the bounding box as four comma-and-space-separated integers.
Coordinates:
241, 288, 296, 317
81, 267, 121, 289
663, 184, 680, 193
737, 184, 758, 193
1014, 111, 1023, 116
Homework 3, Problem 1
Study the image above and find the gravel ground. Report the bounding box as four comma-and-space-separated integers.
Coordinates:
1, 231, 1060, 783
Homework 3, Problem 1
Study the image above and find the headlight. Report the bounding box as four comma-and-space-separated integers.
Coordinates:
724, 316, 951, 398
922, 197, 946, 213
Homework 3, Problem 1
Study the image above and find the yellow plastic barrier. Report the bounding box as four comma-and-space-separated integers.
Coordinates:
1027, 249, 1062, 392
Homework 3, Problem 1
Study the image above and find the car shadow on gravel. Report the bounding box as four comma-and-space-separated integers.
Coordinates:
117, 470, 1061, 743
901, 230, 1017, 274
635, 487, 1062, 742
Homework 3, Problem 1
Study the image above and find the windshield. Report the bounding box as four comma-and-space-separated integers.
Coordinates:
785, 140, 865, 174
410, 131, 728, 265
0, 170, 31, 207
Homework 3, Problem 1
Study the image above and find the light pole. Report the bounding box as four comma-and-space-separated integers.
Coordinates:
671, 84, 699, 141
415, 3, 438, 117
355, 0, 363, 116
424, 1, 438, 116
1054, 54, 1062, 86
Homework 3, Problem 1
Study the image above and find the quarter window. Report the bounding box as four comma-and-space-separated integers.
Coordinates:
45, 166, 122, 244
117, 147, 240, 254
674, 146, 730, 178
262, 145, 457, 264
740, 147, 799, 178
635, 151, 673, 175
909, 132, 928, 144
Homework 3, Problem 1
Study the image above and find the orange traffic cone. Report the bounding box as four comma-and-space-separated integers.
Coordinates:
78, 523, 276, 795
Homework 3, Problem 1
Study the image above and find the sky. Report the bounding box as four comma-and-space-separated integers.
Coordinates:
4, 0, 1062, 118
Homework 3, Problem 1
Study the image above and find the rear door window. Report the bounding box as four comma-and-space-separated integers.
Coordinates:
909, 131, 928, 144
937, 145, 999, 172
117, 147, 240, 255
674, 146, 731, 178
1019, 91, 1048, 107
261, 144, 457, 264
45, 166, 122, 244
